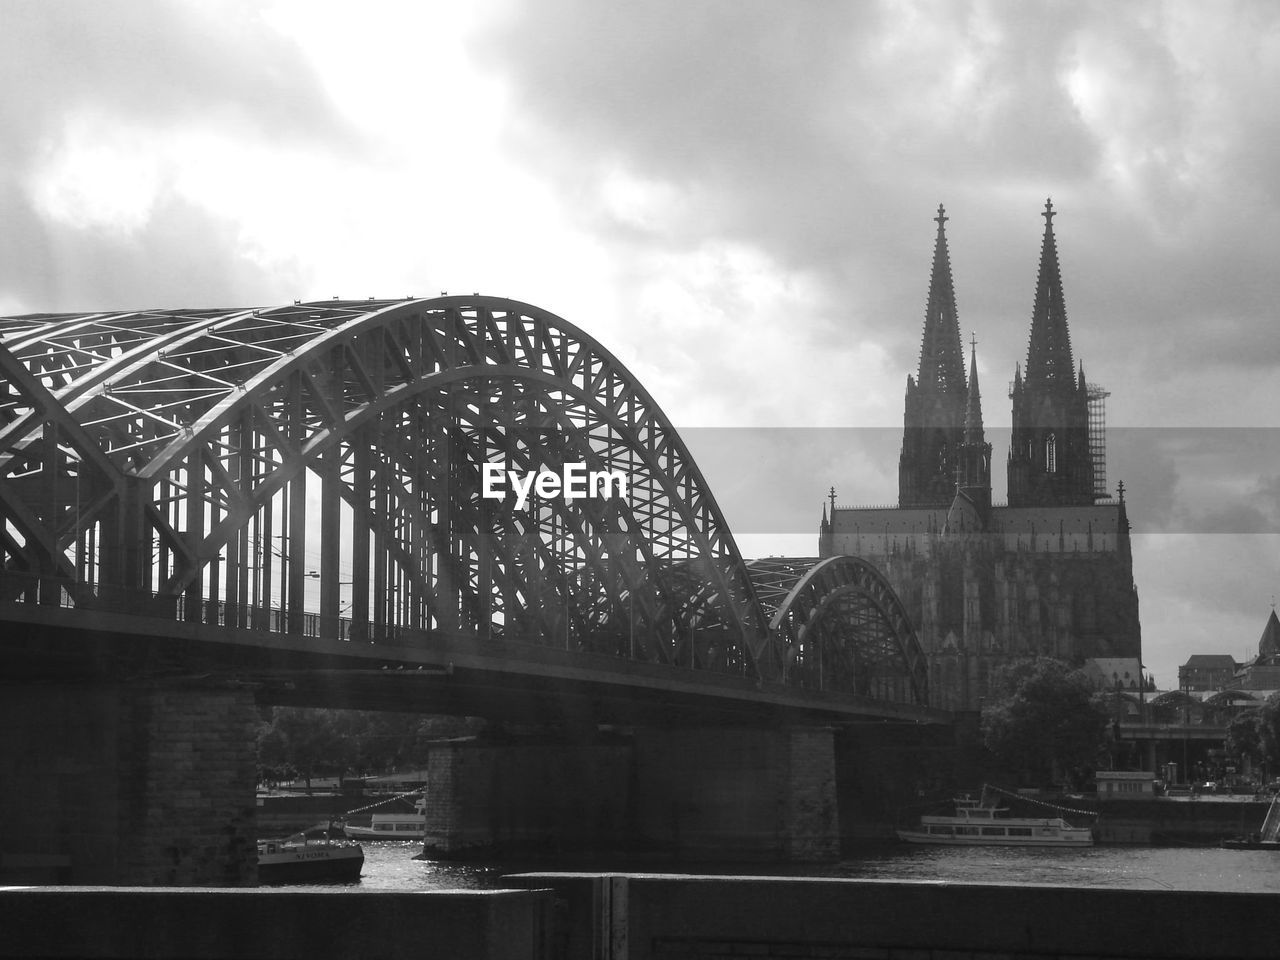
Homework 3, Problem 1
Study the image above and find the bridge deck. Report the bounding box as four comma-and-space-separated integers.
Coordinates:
1, 602, 950, 726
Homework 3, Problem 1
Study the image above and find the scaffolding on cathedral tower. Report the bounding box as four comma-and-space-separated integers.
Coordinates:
1088, 383, 1110, 500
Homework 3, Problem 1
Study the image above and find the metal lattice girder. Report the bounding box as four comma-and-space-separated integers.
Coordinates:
748, 556, 928, 704
0, 297, 782, 679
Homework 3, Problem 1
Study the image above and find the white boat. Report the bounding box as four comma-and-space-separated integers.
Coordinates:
257, 836, 364, 884
897, 791, 1094, 847
341, 797, 428, 840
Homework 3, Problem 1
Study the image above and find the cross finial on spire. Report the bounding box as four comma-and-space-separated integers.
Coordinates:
1117, 479, 1125, 502
1042, 197, 1056, 225
970, 331, 978, 351
934, 203, 948, 229
829, 486, 837, 513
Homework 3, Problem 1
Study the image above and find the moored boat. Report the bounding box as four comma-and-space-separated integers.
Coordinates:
897, 788, 1094, 847
341, 797, 427, 840
257, 836, 364, 884
1223, 795, 1280, 850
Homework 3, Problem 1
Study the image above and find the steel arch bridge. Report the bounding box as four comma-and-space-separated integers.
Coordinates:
0, 296, 928, 712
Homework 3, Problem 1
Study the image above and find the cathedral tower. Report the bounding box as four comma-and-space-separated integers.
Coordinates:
899, 205, 968, 507
1007, 199, 1095, 507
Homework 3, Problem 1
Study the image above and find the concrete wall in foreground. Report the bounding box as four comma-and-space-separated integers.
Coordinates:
0, 887, 555, 960
4, 876, 1276, 959
510, 873, 1277, 960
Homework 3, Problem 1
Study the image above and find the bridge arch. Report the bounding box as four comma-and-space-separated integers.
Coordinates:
0, 297, 781, 677
0, 297, 925, 704
748, 556, 928, 704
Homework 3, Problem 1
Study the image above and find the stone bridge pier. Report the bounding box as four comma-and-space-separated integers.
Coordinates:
632, 726, 839, 860
419, 724, 840, 862
0, 680, 259, 886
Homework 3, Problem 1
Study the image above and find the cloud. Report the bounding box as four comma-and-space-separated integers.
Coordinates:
0, 0, 351, 311
0, 1, 341, 144
477, 0, 1280, 430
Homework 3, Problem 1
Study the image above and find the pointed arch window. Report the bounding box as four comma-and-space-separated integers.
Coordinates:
1045, 433, 1057, 474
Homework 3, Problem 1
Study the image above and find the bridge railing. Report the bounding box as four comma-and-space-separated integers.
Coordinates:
0, 571, 415, 646
0, 570, 612, 655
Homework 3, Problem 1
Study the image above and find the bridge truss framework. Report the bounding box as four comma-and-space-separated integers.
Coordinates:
0, 297, 928, 708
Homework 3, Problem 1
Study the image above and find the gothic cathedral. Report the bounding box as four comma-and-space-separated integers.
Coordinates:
819, 201, 1142, 711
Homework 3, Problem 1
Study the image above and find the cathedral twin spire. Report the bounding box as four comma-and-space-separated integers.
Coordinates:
899, 198, 1093, 511
914, 204, 968, 398
898, 204, 972, 508
1023, 199, 1077, 394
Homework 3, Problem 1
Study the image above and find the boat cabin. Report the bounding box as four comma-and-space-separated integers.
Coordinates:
921, 823, 1042, 838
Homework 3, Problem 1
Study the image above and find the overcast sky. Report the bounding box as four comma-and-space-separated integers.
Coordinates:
3, 0, 1278, 689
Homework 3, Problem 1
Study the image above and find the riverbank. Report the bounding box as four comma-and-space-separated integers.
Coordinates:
1094, 795, 1271, 844
255, 791, 428, 837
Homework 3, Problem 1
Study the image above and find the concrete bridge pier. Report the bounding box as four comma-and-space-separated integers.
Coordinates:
0, 679, 259, 885
632, 725, 839, 861
415, 724, 839, 862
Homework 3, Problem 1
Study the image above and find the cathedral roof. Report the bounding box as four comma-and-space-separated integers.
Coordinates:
994, 504, 1122, 536
1082, 657, 1142, 690
1181, 654, 1238, 670
942, 488, 983, 535
914, 204, 967, 397
1024, 198, 1078, 394
1260, 609, 1280, 658
828, 502, 1127, 559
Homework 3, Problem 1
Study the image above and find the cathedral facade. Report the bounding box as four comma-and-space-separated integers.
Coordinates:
819, 201, 1142, 712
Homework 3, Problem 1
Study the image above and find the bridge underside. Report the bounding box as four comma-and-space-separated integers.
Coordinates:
2, 601, 947, 727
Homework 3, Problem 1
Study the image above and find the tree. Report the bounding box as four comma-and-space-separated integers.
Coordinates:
980, 658, 1110, 789
255, 718, 292, 786
264, 708, 356, 791
255, 707, 488, 788
1226, 711, 1263, 772
1251, 693, 1280, 772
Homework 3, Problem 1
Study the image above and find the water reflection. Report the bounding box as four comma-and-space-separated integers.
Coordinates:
285, 840, 1280, 894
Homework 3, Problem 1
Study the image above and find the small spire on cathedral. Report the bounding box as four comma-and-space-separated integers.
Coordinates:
829, 486, 837, 514
964, 336, 984, 442
1117, 480, 1125, 502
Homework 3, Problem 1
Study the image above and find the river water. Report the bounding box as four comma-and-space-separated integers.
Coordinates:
290, 840, 1280, 894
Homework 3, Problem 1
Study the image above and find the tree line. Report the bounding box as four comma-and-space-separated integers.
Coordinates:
256, 707, 484, 789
